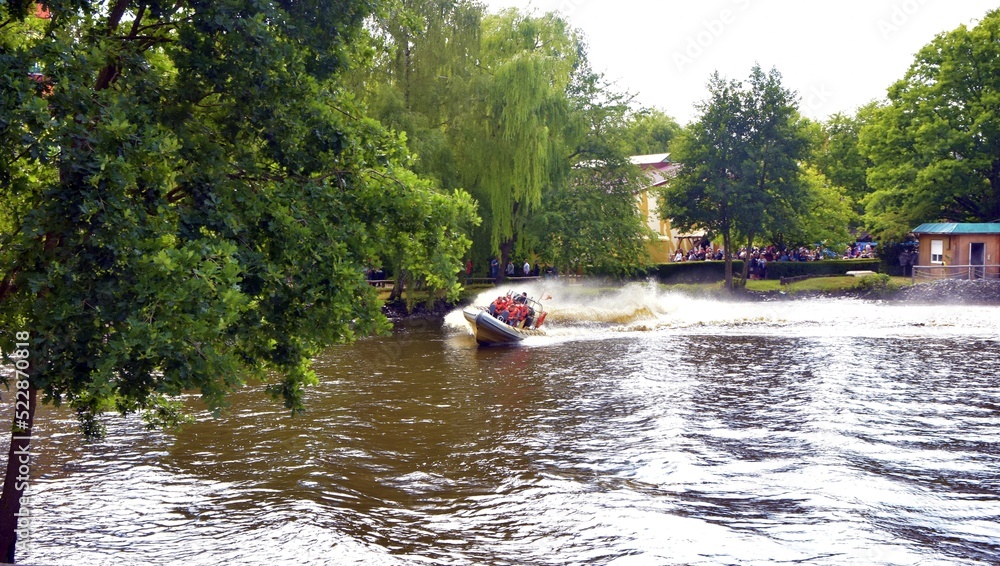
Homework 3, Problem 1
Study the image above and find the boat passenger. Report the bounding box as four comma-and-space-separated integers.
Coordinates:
490, 295, 512, 318
514, 291, 528, 304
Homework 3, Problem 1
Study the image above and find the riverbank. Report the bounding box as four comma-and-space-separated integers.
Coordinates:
380, 284, 490, 321
381, 298, 463, 321
893, 278, 1000, 304
673, 276, 1000, 304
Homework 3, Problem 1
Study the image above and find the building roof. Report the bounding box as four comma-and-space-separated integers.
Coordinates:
912, 222, 1000, 234
629, 153, 670, 166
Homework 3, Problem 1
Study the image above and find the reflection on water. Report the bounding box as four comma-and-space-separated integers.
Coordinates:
7, 289, 1000, 565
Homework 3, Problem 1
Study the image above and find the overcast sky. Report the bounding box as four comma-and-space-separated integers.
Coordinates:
479, 0, 999, 125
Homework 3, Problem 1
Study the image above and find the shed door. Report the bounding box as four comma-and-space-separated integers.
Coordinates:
970, 242, 985, 279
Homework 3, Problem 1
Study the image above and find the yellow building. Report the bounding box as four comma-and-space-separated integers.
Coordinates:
631, 153, 705, 263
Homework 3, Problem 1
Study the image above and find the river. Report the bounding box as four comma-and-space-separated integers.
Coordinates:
8, 282, 1000, 565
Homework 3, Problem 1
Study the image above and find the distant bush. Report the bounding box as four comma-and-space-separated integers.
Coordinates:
853, 273, 895, 297
763, 260, 880, 279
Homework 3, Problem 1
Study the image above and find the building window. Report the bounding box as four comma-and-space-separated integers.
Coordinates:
931, 239, 944, 264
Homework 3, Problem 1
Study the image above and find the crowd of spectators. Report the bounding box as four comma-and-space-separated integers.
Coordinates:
670, 242, 878, 279
672, 242, 877, 263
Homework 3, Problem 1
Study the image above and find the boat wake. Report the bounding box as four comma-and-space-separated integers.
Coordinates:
444, 280, 1000, 343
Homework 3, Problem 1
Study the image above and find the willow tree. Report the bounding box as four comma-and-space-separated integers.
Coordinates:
360, 0, 483, 187
0, 0, 476, 561
351, 0, 484, 295
454, 9, 579, 276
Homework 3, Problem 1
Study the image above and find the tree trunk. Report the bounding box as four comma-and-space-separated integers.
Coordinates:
722, 230, 733, 291
740, 232, 754, 284
0, 385, 37, 563
388, 268, 406, 302
989, 160, 1000, 220
498, 240, 512, 285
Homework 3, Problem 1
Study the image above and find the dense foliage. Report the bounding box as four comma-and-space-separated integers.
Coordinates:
860, 8, 1000, 240
0, 0, 476, 433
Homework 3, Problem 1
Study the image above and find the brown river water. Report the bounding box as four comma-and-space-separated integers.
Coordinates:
5, 282, 1000, 565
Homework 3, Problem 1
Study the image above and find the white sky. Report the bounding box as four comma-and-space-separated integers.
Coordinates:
480, 0, 1000, 125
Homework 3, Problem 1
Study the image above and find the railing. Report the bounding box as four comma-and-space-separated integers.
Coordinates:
912, 264, 1000, 283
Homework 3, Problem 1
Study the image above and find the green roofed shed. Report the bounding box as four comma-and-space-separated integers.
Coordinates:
912, 223, 1000, 234
910, 223, 1000, 276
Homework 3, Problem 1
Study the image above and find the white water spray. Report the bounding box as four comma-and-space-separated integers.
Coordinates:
444, 280, 1000, 341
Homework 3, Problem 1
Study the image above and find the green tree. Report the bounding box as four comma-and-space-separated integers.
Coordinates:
660, 66, 811, 289
768, 167, 856, 252
525, 66, 653, 276
360, 0, 483, 191
0, 1, 476, 560
813, 105, 878, 212
350, 0, 483, 295
621, 108, 681, 156
860, 8, 1000, 241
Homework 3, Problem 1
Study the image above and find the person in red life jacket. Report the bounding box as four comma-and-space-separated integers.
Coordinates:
523, 306, 535, 328
497, 305, 512, 323
508, 304, 526, 327
489, 294, 510, 317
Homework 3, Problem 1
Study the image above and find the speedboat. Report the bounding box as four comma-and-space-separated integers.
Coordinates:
462, 291, 548, 346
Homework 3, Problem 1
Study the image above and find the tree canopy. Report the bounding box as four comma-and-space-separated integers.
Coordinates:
621, 108, 681, 156
0, 0, 488, 555
812, 105, 878, 217
0, 0, 480, 425
860, 8, 1000, 241
0, 3, 480, 557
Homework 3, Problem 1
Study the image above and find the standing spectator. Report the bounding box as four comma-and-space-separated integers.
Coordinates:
523, 260, 530, 277
465, 259, 473, 284
490, 258, 499, 282
506, 260, 515, 278
899, 248, 915, 277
